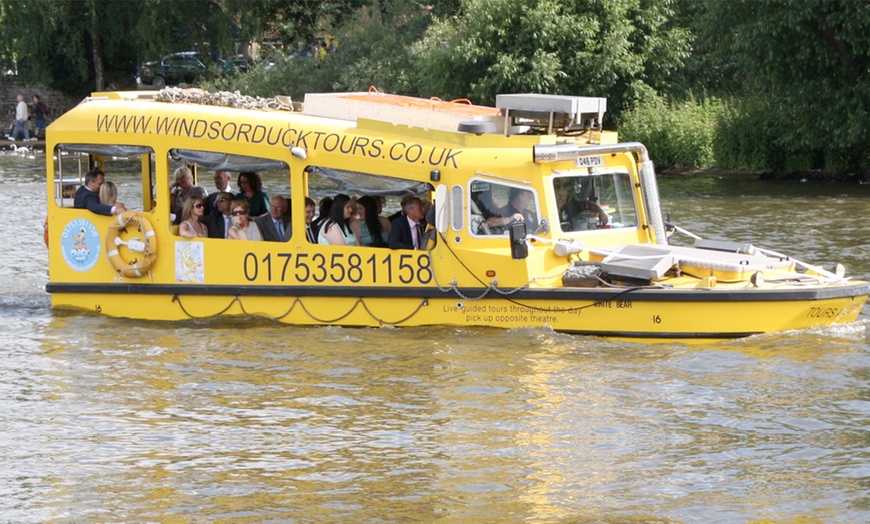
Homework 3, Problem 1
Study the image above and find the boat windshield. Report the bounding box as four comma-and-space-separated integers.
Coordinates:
553, 169, 637, 232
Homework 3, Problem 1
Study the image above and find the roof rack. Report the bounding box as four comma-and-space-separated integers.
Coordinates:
495, 94, 606, 136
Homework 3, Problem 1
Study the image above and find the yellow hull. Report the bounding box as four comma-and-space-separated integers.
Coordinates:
50, 286, 867, 341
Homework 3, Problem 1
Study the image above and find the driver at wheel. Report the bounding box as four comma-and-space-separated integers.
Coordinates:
486, 188, 538, 234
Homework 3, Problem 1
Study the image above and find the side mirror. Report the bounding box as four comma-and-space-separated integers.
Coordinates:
509, 221, 528, 260
531, 217, 550, 236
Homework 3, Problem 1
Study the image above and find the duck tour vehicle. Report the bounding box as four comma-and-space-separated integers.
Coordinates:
44, 87, 869, 341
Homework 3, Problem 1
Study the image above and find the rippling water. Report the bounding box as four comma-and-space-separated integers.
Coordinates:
2, 154, 869, 522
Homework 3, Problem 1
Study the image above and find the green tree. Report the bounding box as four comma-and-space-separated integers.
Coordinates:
207, 0, 433, 99
412, 0, 691, 122
693, 0, 870, 173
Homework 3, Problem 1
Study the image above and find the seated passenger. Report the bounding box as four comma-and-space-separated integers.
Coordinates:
356, 195, 389, 247
205, 169, 233, 215
178, 197, 208, 238
99, 180, 120, 207
388, 195, 425, 250
235, 171, 270, 218
170, 166, 208, 224
304, 196, 317, 243
228, 200, 263, 241
554, 183, 610, 231
205, 191, 234, 239
485, 188, 538, 233
74, 168, 126, 215
317, 194, 359, 246
310, 196, 332, 236
563, 197, 610, 230
255, 195, 290, 242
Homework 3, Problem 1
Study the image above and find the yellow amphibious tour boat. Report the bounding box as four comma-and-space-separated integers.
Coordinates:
44, 88, 868, 340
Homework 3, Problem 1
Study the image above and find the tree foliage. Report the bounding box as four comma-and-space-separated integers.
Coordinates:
0, 0, 866, 173
688, 0, 869, 173
412, 0, 691, 122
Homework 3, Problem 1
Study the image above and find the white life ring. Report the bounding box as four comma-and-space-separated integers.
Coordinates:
105, 212, 157, 278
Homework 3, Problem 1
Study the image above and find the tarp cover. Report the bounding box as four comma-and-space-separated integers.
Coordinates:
310, 166, 432, 196
171, 149, 288, 172
56, 144, 153, 157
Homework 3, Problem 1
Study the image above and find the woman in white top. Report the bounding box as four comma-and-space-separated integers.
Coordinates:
179, 197, 208, 238
318, 194, 360, 246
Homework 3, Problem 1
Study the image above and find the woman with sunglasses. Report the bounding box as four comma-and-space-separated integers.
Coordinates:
227, 200, 263, 241
179, 197, 209, 238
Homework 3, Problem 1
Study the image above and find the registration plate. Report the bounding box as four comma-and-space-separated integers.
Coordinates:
574, 155, 603, 168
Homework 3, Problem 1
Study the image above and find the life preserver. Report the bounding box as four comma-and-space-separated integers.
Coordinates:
105, 212, 157, 278
43, 216, 49, 247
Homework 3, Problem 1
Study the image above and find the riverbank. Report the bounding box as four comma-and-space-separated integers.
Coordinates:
659, 165, 868, 183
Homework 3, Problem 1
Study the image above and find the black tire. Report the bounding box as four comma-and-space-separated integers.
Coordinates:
153, 76, 166, 88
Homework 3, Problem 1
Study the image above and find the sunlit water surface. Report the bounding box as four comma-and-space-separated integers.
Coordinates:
1, 155, 869, 522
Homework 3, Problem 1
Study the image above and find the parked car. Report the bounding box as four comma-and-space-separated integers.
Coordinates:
138, 52, 214, 87
225, 55, 253, 73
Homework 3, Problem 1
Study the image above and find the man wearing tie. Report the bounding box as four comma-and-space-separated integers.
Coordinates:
388, 195, 424, 250
204, 170, 234, 215
205, 191, 235, 239
256, 195, 291, 242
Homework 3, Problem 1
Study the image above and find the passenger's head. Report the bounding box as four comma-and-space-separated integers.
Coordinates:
16, 94, 22, 102
99, 180, 117, 206
317, 196, 333, 218
213, 170, 231, 191
238, 171, 262, 194
304, 197, 316, 224
269, 195, 288, 219
230, 199, 251, 225
32, 94, 40, 103
349, 195, 360, 218
327, 194, 353, 225
508, 188, 532, 210
357, 195, 377, 221
182, 197, 205, 221
173, 166, 193, 189
215, 191, 234, 215
401, 194, 423, 222
85, 168, 105, 190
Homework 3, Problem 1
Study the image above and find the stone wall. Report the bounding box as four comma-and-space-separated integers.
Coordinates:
0, 77, 82, 125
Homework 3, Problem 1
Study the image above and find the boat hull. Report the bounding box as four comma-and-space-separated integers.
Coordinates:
47, 282, 868, 341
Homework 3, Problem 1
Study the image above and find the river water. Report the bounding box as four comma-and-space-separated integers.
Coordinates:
2, 153, 869, 522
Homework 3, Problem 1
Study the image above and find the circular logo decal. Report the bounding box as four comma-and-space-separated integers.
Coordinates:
60, 218, 102, 272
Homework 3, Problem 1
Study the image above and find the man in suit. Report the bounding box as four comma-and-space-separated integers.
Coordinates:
74, 168, 126, 215
205, 191, 234, 239
204, 169, 233, 215
255, 195, 290, 242
388, 195, 424, 250
304, 196, 317, 243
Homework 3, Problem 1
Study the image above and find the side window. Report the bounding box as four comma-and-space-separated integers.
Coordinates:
450, 184, 464, 231
52, 144, 153, 211
469, 179, 539, 236
166, 149, 291, 239
305, 165, 432, 247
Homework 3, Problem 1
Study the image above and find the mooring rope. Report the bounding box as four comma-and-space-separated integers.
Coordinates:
154, 87, 297, 111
